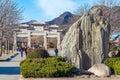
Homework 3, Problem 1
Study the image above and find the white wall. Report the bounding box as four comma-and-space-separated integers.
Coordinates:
34, 26, 44, 31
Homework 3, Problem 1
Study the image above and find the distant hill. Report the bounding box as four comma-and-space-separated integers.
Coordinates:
109, 6, 120, 32
98, 6, 120, 32
46, 11, 80, 26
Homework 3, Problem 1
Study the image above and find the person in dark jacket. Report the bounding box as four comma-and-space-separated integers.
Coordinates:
54, 48, 58, 56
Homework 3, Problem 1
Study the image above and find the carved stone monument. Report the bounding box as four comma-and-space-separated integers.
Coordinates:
60, 7, 110, 69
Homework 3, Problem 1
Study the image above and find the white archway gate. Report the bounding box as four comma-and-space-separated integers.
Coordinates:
13, 25, 62, 50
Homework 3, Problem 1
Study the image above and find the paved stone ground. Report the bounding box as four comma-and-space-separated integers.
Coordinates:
47, 49, 61, 56
0, 51, 26, 80
0, 51, 15, 60
19, 75, 120, 80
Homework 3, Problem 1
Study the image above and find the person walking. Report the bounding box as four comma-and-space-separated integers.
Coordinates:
2, 45, 5, 54
54, 48, 58, 56
25, 46, 30, 56
21, 42, 25, 57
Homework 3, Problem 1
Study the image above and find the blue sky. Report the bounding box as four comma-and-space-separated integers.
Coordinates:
16, 0, 94, 22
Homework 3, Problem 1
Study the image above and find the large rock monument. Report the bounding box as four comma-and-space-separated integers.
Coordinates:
60, 7, 110, 69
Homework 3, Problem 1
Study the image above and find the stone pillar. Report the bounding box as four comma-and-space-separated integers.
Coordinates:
28, 32, 31, 47
13, 31, 17, 50
44, 32, 47, 49
57, 32, 60, 49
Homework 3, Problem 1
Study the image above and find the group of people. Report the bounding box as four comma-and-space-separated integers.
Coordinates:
19, 42, 59, 57
19, 42, 33, 57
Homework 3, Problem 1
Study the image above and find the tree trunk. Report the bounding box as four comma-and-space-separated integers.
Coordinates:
8, 40, 10, 54
0, 40, 2, 56
0, 31, 3, 56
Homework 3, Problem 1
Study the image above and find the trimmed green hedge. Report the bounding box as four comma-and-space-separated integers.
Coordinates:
20, 56, 74, 78
105, 57, 120, 75
27, 49, 49, 58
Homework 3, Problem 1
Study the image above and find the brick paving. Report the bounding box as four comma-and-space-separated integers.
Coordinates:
0, 52, 15, 60
19, 75, 120, 80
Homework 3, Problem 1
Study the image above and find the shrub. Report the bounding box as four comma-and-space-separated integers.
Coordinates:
113, 61, 120, 75
20, 56, 74, 78
105, 57, 120, 75
27, 49, 49, 58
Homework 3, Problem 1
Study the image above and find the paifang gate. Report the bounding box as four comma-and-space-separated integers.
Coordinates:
13, 21, 62, 50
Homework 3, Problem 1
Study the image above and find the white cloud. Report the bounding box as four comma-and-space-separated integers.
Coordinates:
36, 0, 78, 20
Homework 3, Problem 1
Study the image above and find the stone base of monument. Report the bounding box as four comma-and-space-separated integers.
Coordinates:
88, 64, 111, 77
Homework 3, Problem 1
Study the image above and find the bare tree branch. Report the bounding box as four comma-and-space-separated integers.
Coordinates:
0, 0, 23, 29
0, 0, 23, 55
74, 3, 90, 16
94, 0, 120, 8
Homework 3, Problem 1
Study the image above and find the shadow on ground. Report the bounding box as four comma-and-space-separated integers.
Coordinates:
0, 67, 20, 75
0, 53, 19, 62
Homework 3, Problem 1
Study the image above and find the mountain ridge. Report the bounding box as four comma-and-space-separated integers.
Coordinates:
46, 11, 80, 26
